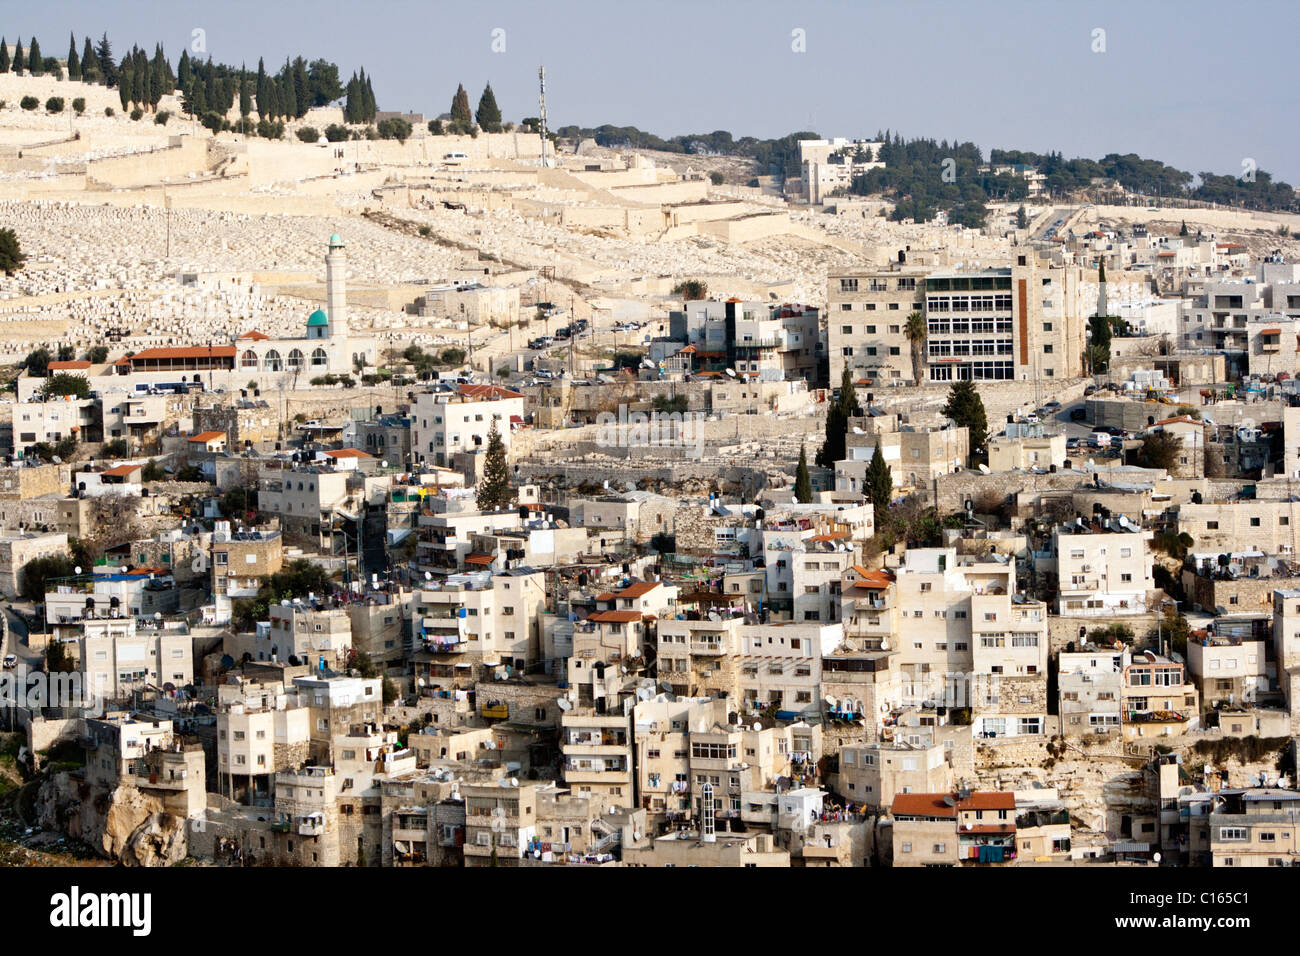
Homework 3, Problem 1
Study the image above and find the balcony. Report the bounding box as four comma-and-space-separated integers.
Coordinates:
689, 641, 726, 656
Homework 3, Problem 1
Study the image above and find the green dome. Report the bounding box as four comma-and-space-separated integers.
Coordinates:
307, 309, 329, 326
329, 233, 343, 245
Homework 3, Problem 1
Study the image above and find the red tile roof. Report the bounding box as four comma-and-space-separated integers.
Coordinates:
587, 610, 643, 624
458, 383, 523, 400
239, 330, 270, 340
129, 346, 237, 361
100, 464, 141, 478
464, 553, 495, 566
48, 360, 91, 370
891, 791, 1015, 818
323, 448, 374, 459
596, 581, 661, 601
188, 431, 226, 443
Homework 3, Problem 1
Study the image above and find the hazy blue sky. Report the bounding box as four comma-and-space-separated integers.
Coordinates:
19, 0, 1300, 181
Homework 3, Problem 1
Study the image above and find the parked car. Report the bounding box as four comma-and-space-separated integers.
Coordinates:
1084, 385, 1098, 396
1091, 431, 1112, 446
1069, 407, 1087, 422
2, 654, 16, 670
1043, 400, 1061, 411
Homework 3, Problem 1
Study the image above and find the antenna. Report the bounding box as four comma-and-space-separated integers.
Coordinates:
537, 66, 549, 168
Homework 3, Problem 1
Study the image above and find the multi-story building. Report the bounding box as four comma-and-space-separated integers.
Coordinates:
561, 710, 633, 808
827, 252, 1089, 386
837, 741, 952, 811
1186, 633, 1268, 712
1208, 789, 1300, 867
1050, 517, 1154, 616
1121, 650, 1200, 741
891, 790, 1017, 866
77, 617, 193, 705
462, 780, 539, 867
1058, 644, 1127, 737
411, 384, 525, 471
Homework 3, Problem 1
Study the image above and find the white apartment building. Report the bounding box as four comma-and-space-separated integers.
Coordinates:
411, 385, 525, 470
78, 617, 193, 704
1058, 644, 1127, 736
1051, 517, 1154, 615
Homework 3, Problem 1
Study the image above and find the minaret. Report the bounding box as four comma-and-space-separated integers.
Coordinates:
325, 233, 348, 340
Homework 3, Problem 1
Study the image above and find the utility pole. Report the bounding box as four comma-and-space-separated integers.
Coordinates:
568, 297, 575, 378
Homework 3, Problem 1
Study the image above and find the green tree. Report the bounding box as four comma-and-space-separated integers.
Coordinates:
96, 34, 115, 87
1087, 312, 1113, 373
904, 310, 927, 384
1016, 204, 1028, 229
45, 97, 64, 114
26, 37, 40, 75
239, 65, 251, 117
1136, 430, 1181, 471
66, 32, 79, 80
296, 126, 320, 143
23, 347, 51, 375
0, 227, 26, 275
41, 374, 90, 399
864, 443, 893, 530
941, 379, 988, 467
21, 553, 76, 602
0, 38, 9, 73
81, 36, 97, 83
1179, 219, 1189, 237
377, 117, 412, 142
817, 365, 861, 468
12, 37, 22, 75
307, 59, 342, 106
475, 83, 502, 132
87, 345, 108, 363
670, 279, 707, 300
794, 444, 813, 502
72, 97, 85, 115
450, 83, 472, 130
475, 420, 512, 511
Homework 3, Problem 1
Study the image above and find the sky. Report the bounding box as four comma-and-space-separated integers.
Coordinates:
19, 0, 1300, 182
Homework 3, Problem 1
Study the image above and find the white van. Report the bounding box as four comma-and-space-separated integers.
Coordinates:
442, 151, 469, 165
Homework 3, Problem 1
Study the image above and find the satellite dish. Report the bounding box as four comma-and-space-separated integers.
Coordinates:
557, 698, 572, 711
416, 678, 426, 688
424, 571, 433, 581
636, 687, 653, 701
752, 722, 762, 731
880, 638, 890, 651
509, 778, 519, 788
74, 566, 82, 575
381, 461, 389, 469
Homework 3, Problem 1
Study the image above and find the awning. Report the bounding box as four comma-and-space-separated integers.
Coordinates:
1261, 328, 1281, 335
465, 553, 494, 565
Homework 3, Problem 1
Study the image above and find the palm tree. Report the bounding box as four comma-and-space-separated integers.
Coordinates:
904, 310, 927, 384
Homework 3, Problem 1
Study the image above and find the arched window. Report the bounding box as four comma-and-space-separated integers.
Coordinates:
311, 348, 328, 368
241, 349, 259, 369
264, 350, 282, 371
287, 349, 304, 370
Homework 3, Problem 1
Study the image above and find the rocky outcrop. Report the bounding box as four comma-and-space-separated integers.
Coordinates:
35, 772, 188, 865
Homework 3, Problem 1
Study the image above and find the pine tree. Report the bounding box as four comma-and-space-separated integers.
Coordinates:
0, 227, 26, 276
66, 33, 79, 80
0, 38, 9, 74
26, 36, 39, 75
863, 443, 893, 531
941, 379, 988, 467
1179, 219, 1189, 236
794, 444, 813, 503
177, 48, 191, 90
80, 36, 96, 82
239, 65, 251, 116
13, 37, 23, 75
450, 83, 471, 129
475, 83, 502, 132
96, 33, 115, 87
150, 45, 167, 106
1015, 204, 1027, 230
475, 420, 512, 511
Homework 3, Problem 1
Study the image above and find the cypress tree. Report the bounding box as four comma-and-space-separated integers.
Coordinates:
280, 61, 297, 119
475, 83, 502, 133
150, 46, 167, 105
13, 37, 23, 75
177, 48, 191, 90
817, 365, 862, 468
292, 56, 309, 119
135, 48, 151, 108
343, 73, 358, 123
0, 38, 9, 74
205, 59, 222, 114
118, 58, 133, 110
475, 420, 512, 511
26, 36, 40, 75
863, 444, 893, 531
239, 66, 251, 116
450, 83, 471, 129
363, 73, 376, 122
794, 444, 813, 503
255, 58, 268, 118
81, 37, 97, 83
66, 33, 79, 80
